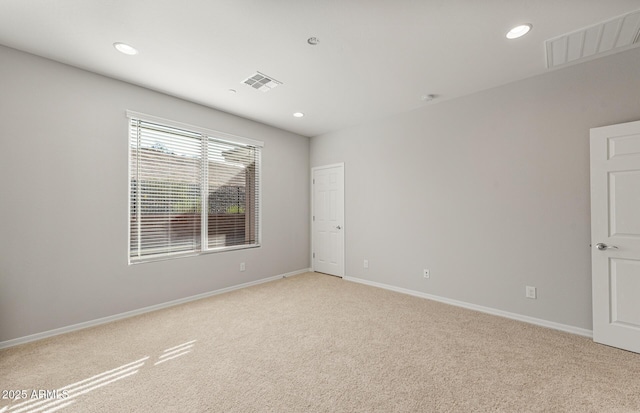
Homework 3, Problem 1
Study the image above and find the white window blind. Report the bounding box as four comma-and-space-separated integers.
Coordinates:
129, 114, 261, 263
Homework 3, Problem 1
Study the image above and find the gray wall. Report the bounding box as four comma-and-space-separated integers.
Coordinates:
0, 45, 310, 343
311, 47, 640, 330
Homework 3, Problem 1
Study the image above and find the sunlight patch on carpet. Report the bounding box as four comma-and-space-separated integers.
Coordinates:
154, 340, 197, 366
5, 356, 148, 413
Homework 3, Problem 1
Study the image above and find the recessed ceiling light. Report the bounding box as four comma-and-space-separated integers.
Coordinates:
307, 37, 319, 46
113, 42, 138, 55
293, 112, 305, 118
228, 89, 237, 94
506, 24, 532, 40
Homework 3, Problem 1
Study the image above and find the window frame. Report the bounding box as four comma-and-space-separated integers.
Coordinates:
127, 110, 263, 264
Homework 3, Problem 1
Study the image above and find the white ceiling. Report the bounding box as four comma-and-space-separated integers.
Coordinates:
1, 0, 639, 137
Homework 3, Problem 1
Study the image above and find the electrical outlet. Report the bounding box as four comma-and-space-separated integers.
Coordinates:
525, 286, 536, 299
423, 269, 430, 279
364, 259, 369, 269
240, 262, 246, 272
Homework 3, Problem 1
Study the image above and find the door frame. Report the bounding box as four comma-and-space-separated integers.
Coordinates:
311, 163, 345, 277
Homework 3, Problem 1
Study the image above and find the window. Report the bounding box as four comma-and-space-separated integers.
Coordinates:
128, 111, 262, 263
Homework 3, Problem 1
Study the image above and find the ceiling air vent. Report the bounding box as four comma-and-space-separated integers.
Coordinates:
545, 9, 640, 69
241, 71, 282, 92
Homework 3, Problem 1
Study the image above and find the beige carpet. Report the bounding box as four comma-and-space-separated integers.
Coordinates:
1, 272, 639, 413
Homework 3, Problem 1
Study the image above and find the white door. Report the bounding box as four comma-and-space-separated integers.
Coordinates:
312, 164, 344, 277
590, 120, 640, 353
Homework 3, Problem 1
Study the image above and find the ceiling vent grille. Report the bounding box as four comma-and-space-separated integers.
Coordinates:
241, 71, 282, 92
545, 9, 640, 69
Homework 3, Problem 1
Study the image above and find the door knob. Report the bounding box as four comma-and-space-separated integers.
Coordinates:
596, 243, 618, 251
336, 225, 342, 230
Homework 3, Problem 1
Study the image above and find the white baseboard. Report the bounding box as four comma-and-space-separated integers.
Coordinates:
344, 276, 593, 338
0, 268, 312, 350
283, 268, 312, 278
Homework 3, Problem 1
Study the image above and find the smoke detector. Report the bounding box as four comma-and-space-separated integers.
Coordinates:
241, 71, 282, 92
